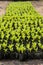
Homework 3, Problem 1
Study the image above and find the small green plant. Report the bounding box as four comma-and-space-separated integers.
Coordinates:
2, 43, 7, 49
38, 42, 43, 50
26, 43, 32, 52
8, 44, 14, 51
0, 44, 2, 50
32, 42, 38, 52
16, 43, 26, 53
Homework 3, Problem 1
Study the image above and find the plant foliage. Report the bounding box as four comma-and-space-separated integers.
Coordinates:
0, 2, 43, 60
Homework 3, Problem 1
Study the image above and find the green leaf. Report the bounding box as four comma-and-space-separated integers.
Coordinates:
8, 44, 14, 51
2, 43, 7, 48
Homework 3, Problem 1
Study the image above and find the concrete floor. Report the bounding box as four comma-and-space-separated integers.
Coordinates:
0, 1, 43, 65
32, 1, 43, 16
0, 1, 9, 16
0, 60, 43, 65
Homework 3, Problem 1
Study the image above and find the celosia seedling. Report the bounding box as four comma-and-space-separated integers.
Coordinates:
0, 2, 43, 60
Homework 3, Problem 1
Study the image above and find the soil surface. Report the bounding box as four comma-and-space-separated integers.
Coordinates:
0, 1, 43, 65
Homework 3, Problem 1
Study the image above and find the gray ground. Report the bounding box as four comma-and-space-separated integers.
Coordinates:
0, 60, 43, 65
32, 1, 43, 16
0, 1, 43, 65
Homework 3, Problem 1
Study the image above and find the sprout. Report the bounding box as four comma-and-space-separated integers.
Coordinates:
0, 44, 2, 50
8, 44, 14, 51
2, 43, 7, 48
1, 32, 4, 39
4, 48, 8, 53
19, 44, 26, 53
16, 43, 20, 52
16, 43, 26, 53
6, 34, 10, 39
32, 42, 38, 52
38, 42, 43, 50
21, 32, 25, 39
41, 45, 43, 50
26, 43, 32, 52
38, 42, 42, 48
